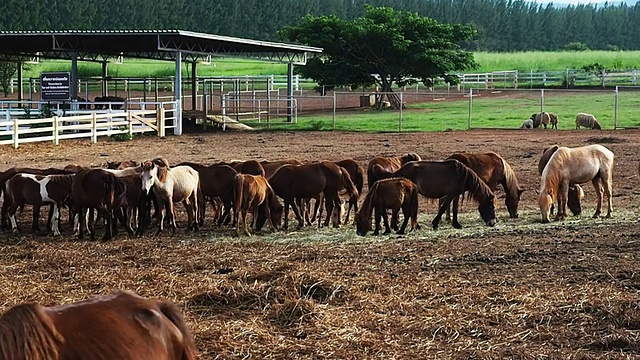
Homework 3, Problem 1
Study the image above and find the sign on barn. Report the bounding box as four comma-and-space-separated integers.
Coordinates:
40, 72, 71, 101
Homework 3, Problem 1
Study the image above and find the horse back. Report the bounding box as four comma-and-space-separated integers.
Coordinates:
447, 152, 504, 189
165, 166, 200, 202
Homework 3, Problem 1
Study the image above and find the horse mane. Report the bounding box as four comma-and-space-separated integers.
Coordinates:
152, 157, 171, 168
454, 161, 494, 203
0, 303, 63, 360
356, 180, 379, 227
401, 153, 421, 164
540, 147, 570, 202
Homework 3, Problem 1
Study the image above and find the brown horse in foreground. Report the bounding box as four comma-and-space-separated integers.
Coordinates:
378, 160, 497, 229
268, 162, 359, 229
539, 144, 614, 222
0, 291, 197, 360
233, 173, 283, 236
355, 177, 419, 236
446, 152, 524, 218
538, 145, 584, 216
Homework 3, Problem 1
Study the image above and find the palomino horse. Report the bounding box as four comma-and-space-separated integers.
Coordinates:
233, 174, 283, 236
141, 159, 200, 235
355, 177, 419, 236
538, 145, 584, 216
446, 152, 524, 218
4, 174, 74, 236
539, 144, 614, 222
378, 160, 497, 229
71, 169, 132, 240
268, 161, 359, 229
0, 291, 197, 360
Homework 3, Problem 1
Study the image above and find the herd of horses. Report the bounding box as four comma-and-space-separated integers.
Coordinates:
0, 142, 615, 241
0, 142, 619, 358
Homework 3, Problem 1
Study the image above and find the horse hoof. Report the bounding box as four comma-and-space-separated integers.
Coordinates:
453, 224, 462, 229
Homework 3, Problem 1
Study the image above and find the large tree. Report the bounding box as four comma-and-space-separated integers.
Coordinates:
280, 5, 477, 108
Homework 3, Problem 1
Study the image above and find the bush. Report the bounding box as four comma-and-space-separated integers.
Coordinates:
564, 42, 590, 51
110, 126, 133, 141
309, 120, 324, 131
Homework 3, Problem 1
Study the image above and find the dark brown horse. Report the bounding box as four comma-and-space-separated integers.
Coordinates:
229, 160, 266, 176
4, 174, 75, 235
379, 160, 497, 229
366, 153, 421, 188
333, 159, 364, 223
268, 161, 358, 229
446, 152, 523, 218
355, 177, 419, 236
539, 145, 584, 216
233, 174, 283, 236
261, 159, 304, 178
0, 290, 197, 360
71, 169, 131, 240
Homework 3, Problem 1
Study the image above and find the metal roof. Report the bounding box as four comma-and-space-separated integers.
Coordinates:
0, 30, 323, 64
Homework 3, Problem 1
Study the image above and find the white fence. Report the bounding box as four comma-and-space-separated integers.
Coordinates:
0, 100, 178, 148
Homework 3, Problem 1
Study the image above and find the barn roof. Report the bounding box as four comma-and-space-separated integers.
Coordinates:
0, 30, 322, 64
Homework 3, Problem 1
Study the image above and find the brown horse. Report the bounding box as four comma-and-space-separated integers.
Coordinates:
0, 290, 197, 360
539, 144, 614, 222
355, 177, 419, 236
366, 153, 421, 188
4, 174, 75, 236
268, 161, 358, 229
379, 160, 497, 229
71, 169, 131, 240
229, 160, 266, 176
539, 145, 584, 216
261, 159, 304, 178
446, 152, 523, 218
233, 174, 283, 236
333, 159, 364, 223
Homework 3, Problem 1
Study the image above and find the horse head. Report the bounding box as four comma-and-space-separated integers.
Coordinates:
505, 188, 525, 218
478, 194, 497, 227
355, 210, 371, 236
538, 188, 553, 223
140, 161, 158, 194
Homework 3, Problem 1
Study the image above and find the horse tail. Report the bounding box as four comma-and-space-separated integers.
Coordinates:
233, 174, 244, 218
408, 181, 419, 229
340, 166, 359, 200
0, 303, 63, 360
354, 165, 364, 195
197, 177, 205, 226
157, 301, 198, 360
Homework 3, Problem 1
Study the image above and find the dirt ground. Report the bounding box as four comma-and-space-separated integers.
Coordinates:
1, 129, 639, 359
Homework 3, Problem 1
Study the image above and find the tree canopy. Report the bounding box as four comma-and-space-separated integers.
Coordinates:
280, 5, 477, 108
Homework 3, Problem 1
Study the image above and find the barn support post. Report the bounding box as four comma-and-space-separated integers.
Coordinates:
287, 62, 294, 123
332, 91, 337, 130
174, 51, 183, 135
17, 62, 23, 103
101, 61, 108, 96
467, 88, 473, 130
191, 62, 197, 111
614, 86, 619, 129
70, 53, 78, 100
399, 91, 404, 132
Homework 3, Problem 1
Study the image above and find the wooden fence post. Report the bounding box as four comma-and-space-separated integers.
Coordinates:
157, 107, 165, 137
127, 111, 133, 138
92, 113, 98, 143
53, 116, 59, 145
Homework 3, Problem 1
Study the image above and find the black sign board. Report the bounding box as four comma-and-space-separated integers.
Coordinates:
40, 72, 71, 101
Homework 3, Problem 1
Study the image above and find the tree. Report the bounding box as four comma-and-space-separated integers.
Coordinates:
0, 61, 18, 98
279, 5, 477, 109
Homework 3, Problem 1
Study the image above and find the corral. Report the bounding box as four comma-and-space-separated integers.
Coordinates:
0, 129, 639, 358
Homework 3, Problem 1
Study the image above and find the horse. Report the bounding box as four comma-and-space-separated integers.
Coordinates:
379, 160, 497, 229
268, 161, 358, 229
176, 162, 238, 226
233, 174, 283, 236
333, 159, 364, 223
141, 159, 200, 235
305, 165, 358, 228
445, 152, 523, 218
106, 160, 139, 170
261, 159, 304, 178
538, 145, 584, 216
229, 160, 266, 176
366, 153, 421, 189
355, 177, 419, 236
4, 174, 75, 236
0, 290, 197, 360
538, 144, 614, 222
71, 169, 132, 240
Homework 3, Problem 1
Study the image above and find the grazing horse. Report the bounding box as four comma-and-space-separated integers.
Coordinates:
333, 159, 364, 223
268, 161, 358, 229
233, 174, 282, 236
355, 177, 419, 236
379, 160, 497, 229
538, 145, 584, 216
539, 144, 614, 222
141, 159, 199, 235
71, 169, 131, 240
0, 290, 197, 360
4, 174, 74, 236
366, 153, 421, 188
446, 152, 523, 218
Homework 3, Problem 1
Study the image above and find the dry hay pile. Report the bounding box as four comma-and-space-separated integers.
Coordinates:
1, 220, 639, 359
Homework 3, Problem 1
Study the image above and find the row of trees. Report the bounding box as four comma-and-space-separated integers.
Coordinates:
0, 0, 639, 51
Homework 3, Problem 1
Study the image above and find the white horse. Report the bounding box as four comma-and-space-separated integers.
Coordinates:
140, 158, 200, 235
520, 119, 534, 129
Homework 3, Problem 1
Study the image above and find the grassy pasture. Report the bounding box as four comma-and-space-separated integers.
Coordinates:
473, 50, 640, 72
254, 90, 640, 132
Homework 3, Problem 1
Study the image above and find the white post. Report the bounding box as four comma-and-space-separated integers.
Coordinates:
92, 113, 98, 143
174, 51, 183, 135
399, 92, 404, 132
467, 88, 473, 130
540, 89, 545, 113
53, 116, 59, 145
614, 86, 619, 129
332, 91, 337, 130
221, 94, 227, 131
13, 116, 19, 149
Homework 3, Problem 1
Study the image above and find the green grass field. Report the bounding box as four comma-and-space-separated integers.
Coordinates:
24, 50, 640, 79
249, 91, 640, 132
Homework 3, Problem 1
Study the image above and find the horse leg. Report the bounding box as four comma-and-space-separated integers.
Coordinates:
441, 197, 451, 222
8, 202, 20, 234
291, 199, 305, 230
603, 176, 613, 218
283, 200, 291, 230
433, 196, 453, 230
191, 192, 199, 231
555, 182, 569, 221
99, 208, 113, 241
183, 200, 194, 232
167, 199, 177, 235
31, 204, 41, 233
397, 204, 411, 235
592, 177, 603, 218
87, 209, 97, 241
373, 206, 383, 236
451, 196, 463, 229
50, 203, 61, 236
323, 192, 339, 228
